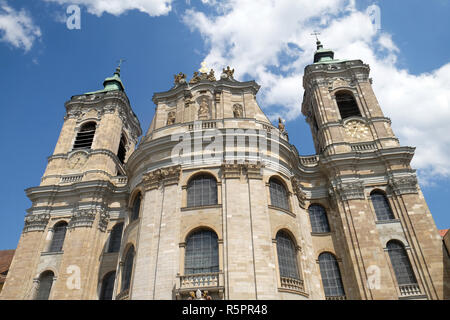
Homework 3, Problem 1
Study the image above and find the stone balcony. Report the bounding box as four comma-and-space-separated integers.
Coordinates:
280, 277, 306, 294
399, 284, 423, 298
175, 272, 224, 300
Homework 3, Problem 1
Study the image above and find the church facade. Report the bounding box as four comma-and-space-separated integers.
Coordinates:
1, 43, 448, 300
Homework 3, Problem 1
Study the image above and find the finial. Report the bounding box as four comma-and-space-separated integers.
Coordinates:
115, 58, 126, 75
311, 31, 323, 50
199, 61, 209, 74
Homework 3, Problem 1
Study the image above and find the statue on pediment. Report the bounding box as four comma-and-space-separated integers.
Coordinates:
207, 69, 216, 81
278, 117, 285, 132
189, 71, 201, 84
222, 66, 234, 79
174, 72, 186, 85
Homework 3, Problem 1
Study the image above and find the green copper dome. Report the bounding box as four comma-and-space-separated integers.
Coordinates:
85, 66, 125, 94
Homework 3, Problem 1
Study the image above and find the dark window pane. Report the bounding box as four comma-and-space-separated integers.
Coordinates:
308, 205, 330, 233
185, 230, 219, 274
276, 231, 299, 279
108, 223, 124, 253
73, 122, 96, 150
49, 222, 67, 252
100, 271, 116, 300
36, 271, 54, 300
318, 253, 345, 297
336, 92, 361, 119
121, 246, 135, 291
187, 175, 217, 207
371, 192, 395, 220
131, 194, 141, 221
387, 241, 417, 285
117, 134, 127, 164
269, 179, 289, 211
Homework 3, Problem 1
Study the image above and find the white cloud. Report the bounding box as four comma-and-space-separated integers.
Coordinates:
183, 0, 450, 181
43, 0, 172, 17
0, 1, 41, 51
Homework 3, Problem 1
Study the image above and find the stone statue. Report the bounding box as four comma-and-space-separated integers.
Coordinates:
167, 111, 176, 125
174, 72, 186, 85
278, 117, 285, 132
233, 104, 243, 118
223, 66, 234, 79
207, 69, 216, 81
198, 98, 209, 119
189, 71, 201, 84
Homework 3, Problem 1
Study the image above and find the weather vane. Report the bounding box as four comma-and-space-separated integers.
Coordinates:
311, 31, 321, 42
117, 58, 126, 68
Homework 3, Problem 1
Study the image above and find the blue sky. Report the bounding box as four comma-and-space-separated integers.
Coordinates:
0, 0, 449, 250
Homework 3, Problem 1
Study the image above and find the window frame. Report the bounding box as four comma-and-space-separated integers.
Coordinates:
276, 230, 300, 280
318, 252, 346, 298
308, 204, 331, 234
48, 222, 68, 253
184, 229, 219, 275
268, 177, 290, 211
370, 190, 395, 221
72, 121, 97, 151
186, 174, 218, 208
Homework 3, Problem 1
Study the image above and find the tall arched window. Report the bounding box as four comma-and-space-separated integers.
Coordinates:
318, 252, 345, 298
107, 223, 123, 253
117, 133, 127, 164
49, 222, 67, 252
130, 193, 141, 222
276, 231, 299, 280
269, 178, 289, 211
73, 122, 96, 150
335, 92, 361, 119
99, 271, 116, 300
387, 241, 417, 286
308, 205, 330, 233
187, 174, 217, 208
185, 229, 219, 275
121, 246, 135, 292
370, 191, 395, 221
35, 271, 54, 300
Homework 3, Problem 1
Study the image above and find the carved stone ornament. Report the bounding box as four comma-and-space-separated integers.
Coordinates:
207, 69, 216, 82
167, 111, 176, 125
233, 104, 243, 118
98, 209, 110, 232
388, 175, 419, 195
143, 165, 181, 190
187, 289, 212, 300
23, 213, 51, 233
291, 178, 307, 208
189, 71, 201, 85
68, 151, 88, 169
335, 181, 365, 201
278, 117, 286, 133
221, 162, 263, 179
68, 209, 97, 229
344, 120, 370, 141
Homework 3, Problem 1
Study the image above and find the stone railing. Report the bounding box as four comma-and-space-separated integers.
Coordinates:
399, 284, 421, 297
351, 142, 377, 152
325, 295, 346, 300
280, 277, 305, 293
179, 272, 222, 289
188, 121, 218, 131
299, 155, 320, 167
112, 176, 128, 185
60, 174, 83, 183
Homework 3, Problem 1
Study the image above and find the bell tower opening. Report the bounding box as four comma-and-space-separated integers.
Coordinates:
335, 91, 361, 120
73, 122, 96, 150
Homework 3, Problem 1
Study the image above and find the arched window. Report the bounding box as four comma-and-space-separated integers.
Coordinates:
335, 92, 361, 119
121, 246, 135, 292
269, 178, 289, 211
370, 191, 395, 221
308, 205, 330, 233
185, 229, 219, 275
387, 241, 417, 286
117, 133, 127, 164
187, 174, 218, 208
49, 222, 67, 252
35, 271, 54, 300
99, 271, 116, 300
318, 252, 345, 298
130, 193, 141, 222
73, 122, 96, 150
107, 223, 124, 253
276, 231, 299, 280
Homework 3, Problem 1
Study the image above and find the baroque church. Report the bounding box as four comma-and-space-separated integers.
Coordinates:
1, 41, 449, 300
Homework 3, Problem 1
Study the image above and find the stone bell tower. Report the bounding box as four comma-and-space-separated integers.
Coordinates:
300, 40, 447, 300
0, 66, 142, 300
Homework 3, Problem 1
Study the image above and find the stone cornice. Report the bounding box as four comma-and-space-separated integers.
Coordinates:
221, 162, 264, 179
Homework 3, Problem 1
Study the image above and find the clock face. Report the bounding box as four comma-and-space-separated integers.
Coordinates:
68, 152, 87, 169
344, 120, 370, 140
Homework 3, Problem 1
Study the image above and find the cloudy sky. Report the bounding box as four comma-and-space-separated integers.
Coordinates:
0, 0, 449, 249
